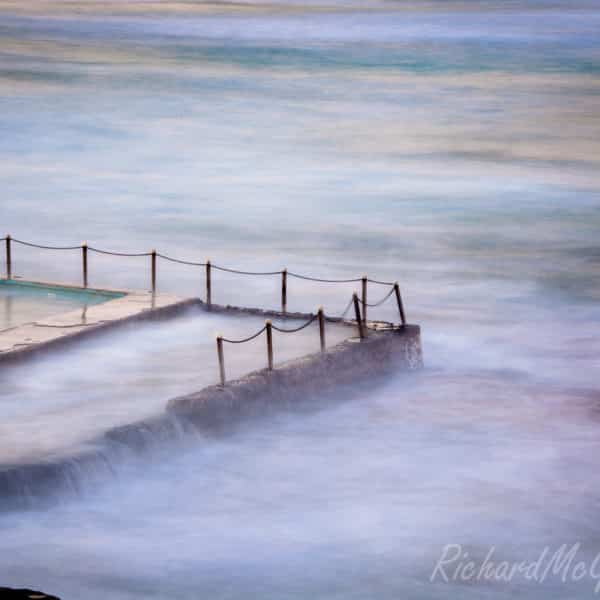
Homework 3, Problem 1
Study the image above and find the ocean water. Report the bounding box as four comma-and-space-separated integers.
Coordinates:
1, 1, 600, 597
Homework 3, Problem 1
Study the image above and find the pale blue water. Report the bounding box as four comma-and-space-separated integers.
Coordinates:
1, 1, 600, 597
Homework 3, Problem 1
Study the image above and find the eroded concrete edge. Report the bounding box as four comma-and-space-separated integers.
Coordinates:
168, 325, 422, 427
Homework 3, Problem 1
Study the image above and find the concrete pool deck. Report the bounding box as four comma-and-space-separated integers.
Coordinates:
0, 278, 191, 362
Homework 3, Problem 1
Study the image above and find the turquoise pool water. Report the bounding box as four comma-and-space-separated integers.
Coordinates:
0, 279, 124, 330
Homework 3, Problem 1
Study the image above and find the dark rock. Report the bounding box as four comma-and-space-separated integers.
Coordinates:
0, 587, 60, 600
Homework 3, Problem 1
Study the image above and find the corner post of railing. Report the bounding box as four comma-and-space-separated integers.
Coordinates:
150, 249, 157, 294
281, 268, 287, 314
82, 242, 88, 288
317, 306, 326, 352
265, 319, 273, 370
216, 335, 226, 386
5, 234, 11, 280
205, 260, 212, 308
352, 292, 365, 340
361, 276, 368, 324
394, 282, 406, 326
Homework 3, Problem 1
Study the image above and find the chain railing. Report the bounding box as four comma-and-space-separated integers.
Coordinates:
213, 283, 410, 385
217, 309, 327, 385
3, 234, 408, 380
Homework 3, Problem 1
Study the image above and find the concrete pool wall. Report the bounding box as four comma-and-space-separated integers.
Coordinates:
0, 323, 422, 509
0, 278, 422, 509
169, 324, 423, 427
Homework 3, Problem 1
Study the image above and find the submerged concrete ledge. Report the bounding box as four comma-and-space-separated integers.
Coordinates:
0, 412, 195, 511
0, 324, 422, 510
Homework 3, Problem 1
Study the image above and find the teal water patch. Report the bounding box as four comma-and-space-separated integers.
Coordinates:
0, 279, 123, 301
166, 41, 600, 75
0, 67, 83, 84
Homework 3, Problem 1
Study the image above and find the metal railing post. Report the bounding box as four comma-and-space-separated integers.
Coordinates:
318, 306, 326, 352
361, 276, 368, 324
216, 335, 226, 385
82, 242, 88, 288
5, 234, 11, 280
394, 282, 406, 326
281, 268, 287, 314
151, 250, 157, 293
265, 319, 273, 370
353, 292, 365, 340
206, 260, 212, 307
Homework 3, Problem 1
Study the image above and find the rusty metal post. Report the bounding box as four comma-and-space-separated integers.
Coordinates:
318, 306, 326, 352
82, 242, 88, 288
265, 319, 273, 370
361, 276, 368, 325
5, 234, 11, 280
206, 260, 212, 308
353, 292, 365, 340
394, 282, 406, 326
216, 335, 226, 385
151, 250, 157, 293
281, 268, 287, 314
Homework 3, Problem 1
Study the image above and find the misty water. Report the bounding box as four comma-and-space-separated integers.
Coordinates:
1, 0, 600, 598
0, 307, 350, 464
